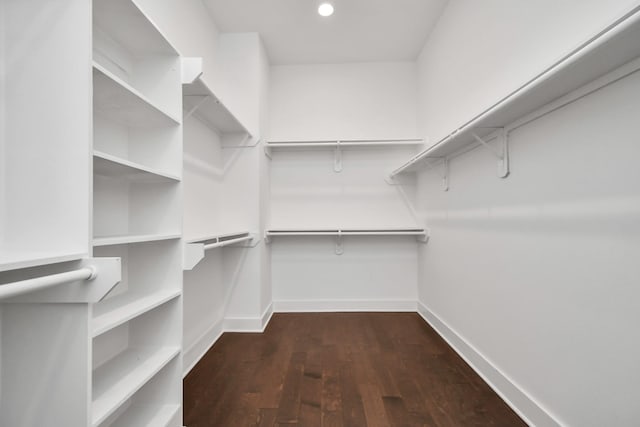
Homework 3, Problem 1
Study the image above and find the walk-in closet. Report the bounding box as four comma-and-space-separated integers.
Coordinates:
1, 0, 639, 426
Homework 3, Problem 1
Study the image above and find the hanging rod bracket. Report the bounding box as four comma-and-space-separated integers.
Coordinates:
442, 158, 449, 191
335, 230, 344, 255
334, 140, 343, 173
471, 128, 509, 178
417, 229, 430, 243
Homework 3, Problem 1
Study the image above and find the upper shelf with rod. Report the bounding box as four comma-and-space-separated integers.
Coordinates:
389, 6, 640, 179
181, 57, 251, 136
265, 138, 424, 172
183, 231, 259, 270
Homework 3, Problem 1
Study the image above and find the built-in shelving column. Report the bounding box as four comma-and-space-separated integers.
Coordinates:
181, 58, 258, 372
0, 1, 97, 426
91, 0, 183, 425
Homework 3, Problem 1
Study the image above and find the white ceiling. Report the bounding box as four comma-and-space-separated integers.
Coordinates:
203, 0, 449, 65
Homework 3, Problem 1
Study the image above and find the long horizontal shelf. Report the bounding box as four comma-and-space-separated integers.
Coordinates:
92, 347, 180, 427
94, 151, 181, 183
391, 7, 640, 176
0, 250, 87, 273
93, 0, 177, 57
265, 138, 424, 152
186, 231, 251, 244
93, 233, 181, 247
110, 404, 181, 427
92, 289, 182, 337
182, 58, 248, 134
266, 228, 428, 240
93, 62, 181, 128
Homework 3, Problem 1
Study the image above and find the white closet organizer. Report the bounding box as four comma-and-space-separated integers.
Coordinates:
181, 57, 255, 268
390, 8, 640, 181
91, 0, 183, 426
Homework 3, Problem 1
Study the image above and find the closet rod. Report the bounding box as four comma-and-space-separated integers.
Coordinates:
0, 267, 97, 300
204, 235, 253, 251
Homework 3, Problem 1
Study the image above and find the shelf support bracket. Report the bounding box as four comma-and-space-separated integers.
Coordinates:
442, 158, 449, 191
335, 230, 344, 255
184, 95, 211, 119
334, 140, 343, 173
471, 129, 509, 178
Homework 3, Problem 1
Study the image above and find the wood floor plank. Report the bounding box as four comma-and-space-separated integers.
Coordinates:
359, 384, 391, 427
276, 351, 306, 423
184, 313, 527, 427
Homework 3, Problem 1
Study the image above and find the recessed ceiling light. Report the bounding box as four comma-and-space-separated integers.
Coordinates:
318, 2, 334, 17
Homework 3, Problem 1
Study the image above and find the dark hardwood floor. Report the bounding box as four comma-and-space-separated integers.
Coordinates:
184, 313, 527, 427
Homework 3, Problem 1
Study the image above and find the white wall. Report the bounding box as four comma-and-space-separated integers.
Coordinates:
269, 62, 421, 309
416, 1, 640, 425
269, 62, 418, 140
417, 0, 640, 145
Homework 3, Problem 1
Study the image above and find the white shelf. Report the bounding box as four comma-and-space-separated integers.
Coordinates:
94, 151, 181, 183
93, 289, 181, 337
182, 58, 248, 134
266, 228, 428, 239
93, 0, 176, 57
109, 404, 180, 427
93, 63, 181, 128
391, 8, 640, 176
0, 251, 87, 273
92, 347, 180, 427
93, 234, 181, 247
266, 138, 424, 150
186, 231, 251, 244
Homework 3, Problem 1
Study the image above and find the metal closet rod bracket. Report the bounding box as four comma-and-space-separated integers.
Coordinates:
335, 230, 344, 255
470, 127, 509, 178
334, 140, 343, 173
222, 133, 261, 150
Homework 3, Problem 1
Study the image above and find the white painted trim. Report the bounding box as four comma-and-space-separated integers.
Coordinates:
224, 302, 275, 333
183, 304, 275, 377
261, 302, 274, 330
182, 318, 224, 378
417, 301, 562, 427
273, 299, 417, 313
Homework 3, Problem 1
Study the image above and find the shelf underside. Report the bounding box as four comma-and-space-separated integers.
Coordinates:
93, 0, 176, 56
183, 78, 246, 134
93, 234, 181, 247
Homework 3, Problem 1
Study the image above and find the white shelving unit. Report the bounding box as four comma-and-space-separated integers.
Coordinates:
91, 0, 183, 425
390, 9, 640, 178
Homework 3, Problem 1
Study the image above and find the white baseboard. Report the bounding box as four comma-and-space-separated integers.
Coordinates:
417, 301, 561, 427
224, 302, 274, 332
273, 299, 417, 312
183, 318, 224, 377
183, 304, 274, 377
